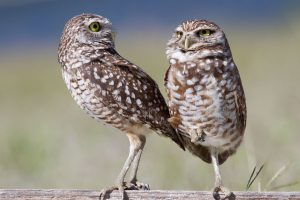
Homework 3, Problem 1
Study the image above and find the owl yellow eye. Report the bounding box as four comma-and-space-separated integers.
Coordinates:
176, 31, 183, 39
89, 22, 101, 32
199, 29, 213, 36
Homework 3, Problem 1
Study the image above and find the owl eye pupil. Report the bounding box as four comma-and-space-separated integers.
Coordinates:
176, 31, 183, 38
199, 29, 212, 36
89, 22, 101, 32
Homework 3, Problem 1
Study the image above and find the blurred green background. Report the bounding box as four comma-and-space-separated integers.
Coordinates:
0, 0, 300, 192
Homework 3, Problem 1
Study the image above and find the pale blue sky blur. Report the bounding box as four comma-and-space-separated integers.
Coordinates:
0, 0, 299, 53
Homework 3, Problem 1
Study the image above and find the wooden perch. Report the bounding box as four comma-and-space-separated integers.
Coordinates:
0, 189, 299, 200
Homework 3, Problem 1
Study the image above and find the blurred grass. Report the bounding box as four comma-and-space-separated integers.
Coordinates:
0, 21, 300, 191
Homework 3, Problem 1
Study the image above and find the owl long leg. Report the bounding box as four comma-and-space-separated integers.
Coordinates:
129, 148, 143, 184
100, 134, 146, 199
127, 136, 150, 190
211, 147, 222, 187
211, 147, 234, 200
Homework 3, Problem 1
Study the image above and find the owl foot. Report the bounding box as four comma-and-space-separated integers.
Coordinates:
212, 186, 235, 200
99, 186, 121, 200
99, 182, 150, 200
127, 181, 150, 190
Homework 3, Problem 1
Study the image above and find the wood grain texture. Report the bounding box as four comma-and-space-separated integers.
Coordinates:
0, 189, 299, 200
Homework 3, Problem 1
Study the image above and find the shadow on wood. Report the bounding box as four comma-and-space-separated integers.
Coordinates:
0, 189, 299, 200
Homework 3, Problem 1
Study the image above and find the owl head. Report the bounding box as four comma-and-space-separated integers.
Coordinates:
166, 19, 230, 60
58, 14, 115, 68
61, 14, 114, 48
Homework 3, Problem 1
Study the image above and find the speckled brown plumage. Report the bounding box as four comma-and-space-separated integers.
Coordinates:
165, 19, 246, 198
58, 14, 184, 197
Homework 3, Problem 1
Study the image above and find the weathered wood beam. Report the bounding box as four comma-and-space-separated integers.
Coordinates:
0, 189, 299, 200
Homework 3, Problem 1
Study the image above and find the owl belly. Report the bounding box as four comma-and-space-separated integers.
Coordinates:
169, 72, 241, 152
62, 70, 135, 132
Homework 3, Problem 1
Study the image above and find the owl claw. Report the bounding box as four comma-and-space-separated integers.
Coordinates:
99, 182, 150, 200
127, 181, 150, 190
99, 185, 127, 200
99, 186, 118, 200
212, 186, 235, 200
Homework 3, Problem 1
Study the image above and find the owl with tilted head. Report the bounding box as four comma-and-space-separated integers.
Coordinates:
58, 14, 184, 198
165, 19, 246, 199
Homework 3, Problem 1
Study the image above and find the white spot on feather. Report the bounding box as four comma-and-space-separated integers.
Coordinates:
170, 58, 176, 64
136, 99, 142, 106
171, 51, 197, 63
71, 62, 82, 69
78, 79, 84, 85
187, 79, 194, 85
126, 97, 132, 104
184, 88, 194, 95
131, 93, 136, 98
125, 86, 130, 95
94, 72, 100, 80
167, 82, 179, 91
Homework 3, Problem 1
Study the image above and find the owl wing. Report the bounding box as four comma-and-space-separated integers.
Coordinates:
164, 66, 182, 130
78, 54, 184, 149
235, 73, 247, 134
111, 59, 185, 150
163, 66, 171, 97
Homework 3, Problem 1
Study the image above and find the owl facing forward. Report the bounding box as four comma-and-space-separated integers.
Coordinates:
165, 19, 246, 198
58, 14, 184, 197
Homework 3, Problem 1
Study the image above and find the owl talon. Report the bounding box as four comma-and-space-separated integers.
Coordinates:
127, 181, 150, 190
99, 186, 118, 200
99, 181, 150, 200
99, 184, 130, 200
212, 186, 235, 200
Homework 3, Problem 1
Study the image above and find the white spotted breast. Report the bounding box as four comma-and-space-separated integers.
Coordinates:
165, 56, 244, 152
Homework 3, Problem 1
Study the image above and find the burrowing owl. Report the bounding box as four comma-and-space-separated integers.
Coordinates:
58, 14, 184, 197
165, 19, 246, 199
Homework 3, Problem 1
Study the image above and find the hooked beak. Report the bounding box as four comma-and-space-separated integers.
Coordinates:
183, 36, 196, 50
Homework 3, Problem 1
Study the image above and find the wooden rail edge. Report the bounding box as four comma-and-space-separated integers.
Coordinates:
0, 189, 299, 200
